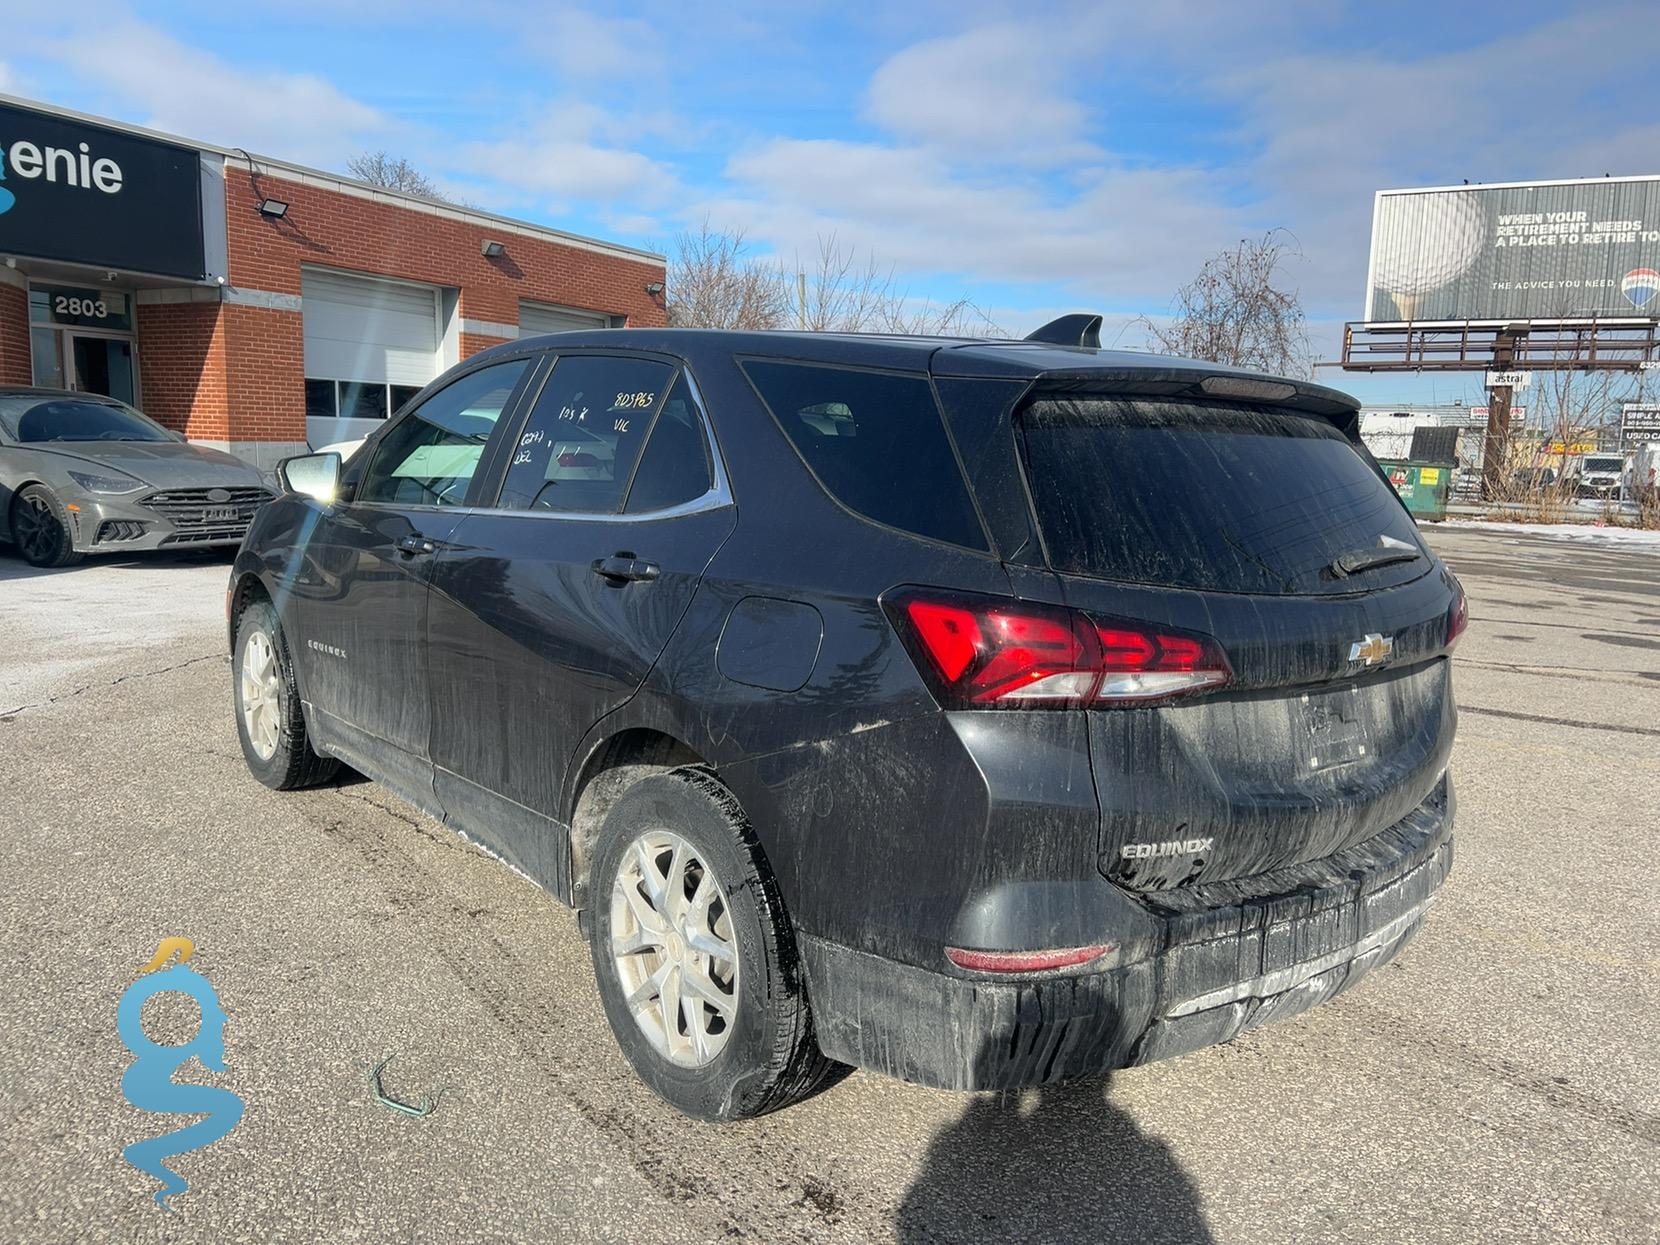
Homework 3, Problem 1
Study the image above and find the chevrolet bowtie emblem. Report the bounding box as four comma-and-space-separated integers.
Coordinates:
1349, 633, 1394, 665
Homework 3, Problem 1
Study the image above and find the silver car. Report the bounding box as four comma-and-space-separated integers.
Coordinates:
0, 388, 272, 567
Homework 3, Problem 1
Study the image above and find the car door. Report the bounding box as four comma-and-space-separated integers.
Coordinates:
283, 356, 536, 807
425, 352, 737, 894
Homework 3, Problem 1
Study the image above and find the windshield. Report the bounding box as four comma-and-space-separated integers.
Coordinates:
0, 396, 174, 444
1018, 396, 1428, 596
1583, 457, 1623, 472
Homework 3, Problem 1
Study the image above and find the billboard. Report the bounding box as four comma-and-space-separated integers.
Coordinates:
1621, 403, 1660, 445
1365, 176, 1660, 323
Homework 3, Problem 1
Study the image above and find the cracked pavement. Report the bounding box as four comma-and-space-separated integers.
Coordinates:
1, 530, 1656, 1244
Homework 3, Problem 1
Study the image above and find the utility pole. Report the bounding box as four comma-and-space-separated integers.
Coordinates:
1482, 328, 1520, 500
796, 271, 807, 331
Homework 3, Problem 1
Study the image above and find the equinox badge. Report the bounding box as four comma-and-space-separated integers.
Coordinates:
1349, 633, 1394, 666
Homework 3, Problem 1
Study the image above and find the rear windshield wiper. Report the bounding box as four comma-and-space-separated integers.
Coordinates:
1328, 538, 1423, 579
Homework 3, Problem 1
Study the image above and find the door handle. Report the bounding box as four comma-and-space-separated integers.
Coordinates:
397, 534, 437, 556
591, 553, 660, 583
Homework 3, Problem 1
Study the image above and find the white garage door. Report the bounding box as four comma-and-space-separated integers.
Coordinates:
304, 270, 442, 448
519, 301, 611, 337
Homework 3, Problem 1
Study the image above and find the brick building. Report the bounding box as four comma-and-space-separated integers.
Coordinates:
0, 96, 666, 468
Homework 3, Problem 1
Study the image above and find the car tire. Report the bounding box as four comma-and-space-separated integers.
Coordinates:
10, 484, 83, 568
232, 599, 340, 791
588, 767, 845, 1120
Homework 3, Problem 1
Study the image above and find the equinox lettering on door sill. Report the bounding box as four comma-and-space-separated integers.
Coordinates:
1121, 838, 1215, 860
307, 639, 348, 660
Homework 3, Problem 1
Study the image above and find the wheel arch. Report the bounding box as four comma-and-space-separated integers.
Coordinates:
227, 571, 273, 646
2, 476, 51, 542
565, 727, 709, 911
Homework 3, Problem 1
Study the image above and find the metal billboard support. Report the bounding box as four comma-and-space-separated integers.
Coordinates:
1330, 317, 1660, 501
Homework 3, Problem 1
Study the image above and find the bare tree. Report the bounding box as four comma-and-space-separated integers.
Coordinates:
664, 223, 791, 329
663, 225, 1001, 336
1483, 362, 1639, 519
795, 234, 1002, 336
1139, 231, 1310, 376
347, 151, 454, 203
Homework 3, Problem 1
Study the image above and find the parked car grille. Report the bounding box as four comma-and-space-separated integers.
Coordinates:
141, 487, 273, 543
94, 520, 148, 544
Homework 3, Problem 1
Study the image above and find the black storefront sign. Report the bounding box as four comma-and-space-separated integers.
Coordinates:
0, 102, 204, 280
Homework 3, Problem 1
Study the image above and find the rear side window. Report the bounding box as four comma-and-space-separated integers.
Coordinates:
1019, 397, 1427, 596
742, 361, 987, 550
498, 355, 673, 513
623, 376, 715, 513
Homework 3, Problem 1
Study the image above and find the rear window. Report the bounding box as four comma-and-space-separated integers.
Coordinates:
1019, 397, 1427, 596
742, 361, 988, 551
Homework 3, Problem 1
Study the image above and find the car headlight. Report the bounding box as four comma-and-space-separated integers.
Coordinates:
67, 469, 146, 495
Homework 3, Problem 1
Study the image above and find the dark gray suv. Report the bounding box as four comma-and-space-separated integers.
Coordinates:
227, 319, 1462, 1119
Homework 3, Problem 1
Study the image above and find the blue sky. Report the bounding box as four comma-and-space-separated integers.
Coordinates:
5, 0, 1657, 406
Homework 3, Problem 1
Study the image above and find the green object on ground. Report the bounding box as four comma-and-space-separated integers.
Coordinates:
1379, 460, 1456, 521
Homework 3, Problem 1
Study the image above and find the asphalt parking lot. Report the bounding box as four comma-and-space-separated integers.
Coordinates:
1, 525, 1656, 1245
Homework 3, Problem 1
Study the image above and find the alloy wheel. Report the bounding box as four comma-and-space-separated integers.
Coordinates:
239, 629, 282, 760
609, 830, 740, 1068
14, 494, 57, 564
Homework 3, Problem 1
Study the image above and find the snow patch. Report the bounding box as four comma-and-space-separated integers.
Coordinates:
1439, 520, 1660, 548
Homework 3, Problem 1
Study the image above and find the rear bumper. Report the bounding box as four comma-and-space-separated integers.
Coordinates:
801, 777, 1453, 1090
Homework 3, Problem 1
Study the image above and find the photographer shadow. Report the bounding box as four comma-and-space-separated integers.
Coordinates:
896, 1074, 1215, 1244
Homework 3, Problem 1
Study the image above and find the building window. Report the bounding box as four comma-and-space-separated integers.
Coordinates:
304, 379, 427, 421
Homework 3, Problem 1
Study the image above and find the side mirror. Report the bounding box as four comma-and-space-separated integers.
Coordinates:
278, 452, 342, 502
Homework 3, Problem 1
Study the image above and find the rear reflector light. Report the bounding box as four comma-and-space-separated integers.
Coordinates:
1447, 582, 1469, 650
884, 588, 1232, 709
945, 944, 1113, 974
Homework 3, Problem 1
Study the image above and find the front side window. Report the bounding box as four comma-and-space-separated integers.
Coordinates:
741, 361, 988, 550
357, 359, 530, 507
497, 355, 674, 513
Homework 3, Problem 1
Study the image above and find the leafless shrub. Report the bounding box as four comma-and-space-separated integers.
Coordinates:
664, 223, 791, 330
793, 235, 1002, 336
1480, 365, 1647, 521
1138, 230, 1310, 377
664, 226, 1001, 336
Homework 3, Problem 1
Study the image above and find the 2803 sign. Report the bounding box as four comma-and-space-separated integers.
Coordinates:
32, 283, 132, 331
56, 293, 109, 319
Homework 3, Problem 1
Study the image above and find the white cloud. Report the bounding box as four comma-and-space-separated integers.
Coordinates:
863, 23, 1101, 165
26, 18, 387, 166
534, 9, 665, 83
460, 104, 680, 209
706, 137, 1252, 305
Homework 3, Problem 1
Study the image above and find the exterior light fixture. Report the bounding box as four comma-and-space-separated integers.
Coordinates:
645, 282, 664, 296
257, 199, 289, 218
481, 240, 506, 258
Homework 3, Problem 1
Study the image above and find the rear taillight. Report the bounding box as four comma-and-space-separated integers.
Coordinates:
1447, 583, 1469, 650
884, 589, 1232, 709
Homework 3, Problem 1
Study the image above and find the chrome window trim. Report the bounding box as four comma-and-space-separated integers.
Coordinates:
349, 363, 733, 523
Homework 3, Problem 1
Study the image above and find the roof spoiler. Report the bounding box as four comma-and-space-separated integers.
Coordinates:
1024, 314, 1102, 349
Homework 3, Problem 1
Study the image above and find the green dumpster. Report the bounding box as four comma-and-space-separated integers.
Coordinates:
1378, 460, 1455, 521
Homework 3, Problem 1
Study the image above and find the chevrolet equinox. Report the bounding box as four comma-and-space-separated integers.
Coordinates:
228, 316, 1462, 1120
